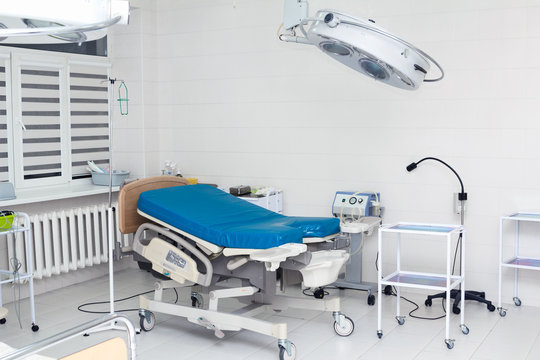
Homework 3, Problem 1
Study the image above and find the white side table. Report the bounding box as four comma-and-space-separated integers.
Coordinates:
497, 212, 540, 317
377, 222, 468, 349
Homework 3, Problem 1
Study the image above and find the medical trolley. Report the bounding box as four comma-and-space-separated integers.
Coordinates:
0, 212, 39, 331
377, 222, 468, 349
498, 212, 540, 317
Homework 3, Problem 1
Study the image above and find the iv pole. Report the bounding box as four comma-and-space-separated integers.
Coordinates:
86, 77, 127, 335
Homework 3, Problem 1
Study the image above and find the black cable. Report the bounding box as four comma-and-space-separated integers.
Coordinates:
387, 286, 446, 320
78, 288, 179, 314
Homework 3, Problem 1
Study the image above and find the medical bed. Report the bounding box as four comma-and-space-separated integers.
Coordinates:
118, 176, 353, 360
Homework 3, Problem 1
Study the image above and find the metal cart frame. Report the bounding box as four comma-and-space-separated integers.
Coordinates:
497, 212, 540, 317
377, 222, 468, 349
0, 212, 38, 331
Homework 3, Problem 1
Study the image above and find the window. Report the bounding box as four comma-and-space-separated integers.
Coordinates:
0, 47, 110, 189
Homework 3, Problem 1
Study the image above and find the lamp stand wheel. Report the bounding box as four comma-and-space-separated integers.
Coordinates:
425, 298, 432, 307
383, 285, 393, 296
367, 294, 375, 306
278, 342, 296, 360
513, 297, 522, 306
452, 304, 461, 315
0, 318, 6, 325
31, 323, 39, 332
487, 304, 496, 312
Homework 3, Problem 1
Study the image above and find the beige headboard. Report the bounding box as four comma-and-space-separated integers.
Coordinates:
118, 176, 190, 234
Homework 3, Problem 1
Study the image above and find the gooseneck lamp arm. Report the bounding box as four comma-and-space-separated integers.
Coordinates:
406, 157, 467, 201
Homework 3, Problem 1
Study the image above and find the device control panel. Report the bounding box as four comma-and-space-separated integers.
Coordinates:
332, 191, 380, 217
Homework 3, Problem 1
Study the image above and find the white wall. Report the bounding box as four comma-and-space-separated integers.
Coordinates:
145, 0, 540, 306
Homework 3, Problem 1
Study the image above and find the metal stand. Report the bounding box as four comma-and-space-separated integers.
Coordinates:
377, 222, 468, 349
333, 232, 377, 305
0, 212, 38, 332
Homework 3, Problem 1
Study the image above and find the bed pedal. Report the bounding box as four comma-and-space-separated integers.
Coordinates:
197, 317, 225, 339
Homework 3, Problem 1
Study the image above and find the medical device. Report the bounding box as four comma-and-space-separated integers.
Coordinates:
279, 0, 444, 90
119, 177, 355, 359
332, 191, 381, 305
0, 0, 130, 44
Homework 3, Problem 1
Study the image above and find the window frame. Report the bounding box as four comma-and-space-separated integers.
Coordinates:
0, 46, 111, 190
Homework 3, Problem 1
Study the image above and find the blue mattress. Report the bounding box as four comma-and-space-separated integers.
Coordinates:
137, 184, 340, 249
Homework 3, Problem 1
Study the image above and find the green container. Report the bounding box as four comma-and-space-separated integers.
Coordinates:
0, 211, 14, 230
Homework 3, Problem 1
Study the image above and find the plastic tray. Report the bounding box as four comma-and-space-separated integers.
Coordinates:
91, 171, 130, 186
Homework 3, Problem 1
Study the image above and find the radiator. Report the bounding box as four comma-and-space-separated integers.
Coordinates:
5, 203, 129, 279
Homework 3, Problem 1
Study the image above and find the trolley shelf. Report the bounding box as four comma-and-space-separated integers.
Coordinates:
501, 257, 540, 270
0, 270, 33, 284
381, 271, 462, 291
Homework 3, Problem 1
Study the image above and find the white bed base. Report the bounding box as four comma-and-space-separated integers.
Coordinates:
133, 222, 353, 360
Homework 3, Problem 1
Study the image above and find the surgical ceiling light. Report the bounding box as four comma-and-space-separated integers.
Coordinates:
280, 0, 444, 90
0, 0, 130, 44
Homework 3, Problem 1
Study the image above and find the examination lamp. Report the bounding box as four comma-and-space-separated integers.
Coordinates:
280, 0, 444, 90
406, 157, 496, 314
0, 0, 130, 44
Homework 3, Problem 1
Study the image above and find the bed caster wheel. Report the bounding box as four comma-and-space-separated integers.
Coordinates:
487, 303, 496, 312
383, 285, 393, 296
334, 316, 354, 337
278, 341, 296, 360
513, 297, 522, 306
460, 324, 469, 335
191, 292, 203, 308
498, 308, 506, 317
452, 305, 461, 315
367, 294, 375, 306
139, 310, 155, 332
377, 330, 383, 339
425, 298, 432, 307
31, 324, 39, 332
445, 339, 455, 349
0, 318, 6, 325
396, 316, 405, 326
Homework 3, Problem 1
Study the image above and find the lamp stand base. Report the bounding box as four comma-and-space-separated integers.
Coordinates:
425, 289, 496, 314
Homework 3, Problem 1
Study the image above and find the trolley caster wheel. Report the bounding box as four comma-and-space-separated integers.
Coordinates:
334, 316, 354, 337
0, 318, 6, 325
367, 294, 375, 306
31, 324, 39, 332
445, 339, 455, 349
396, 316, 405, 326
513, 297, 522, 307
487, 303, 496, 312
452, 305, 461, 315
377, 330, 383, 339
425, 298, 432, 307
460, 324, 469, 335
278, 342, 296, 360
313, 287, 325, 299
383, 285, 393, 296
498, 308, 507, 317
139, 311, 155, 332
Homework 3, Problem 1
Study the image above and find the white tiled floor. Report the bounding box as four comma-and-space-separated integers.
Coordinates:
1, 269, 539, 359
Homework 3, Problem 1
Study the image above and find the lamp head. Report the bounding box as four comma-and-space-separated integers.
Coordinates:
304, 10, 433, 90
406, 162, 417, 172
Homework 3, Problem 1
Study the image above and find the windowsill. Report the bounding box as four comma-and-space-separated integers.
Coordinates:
1, 182, 120, 206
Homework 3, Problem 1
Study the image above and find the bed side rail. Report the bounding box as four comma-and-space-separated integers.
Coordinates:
133, 223, 213, 287
0, 314, 136, 360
